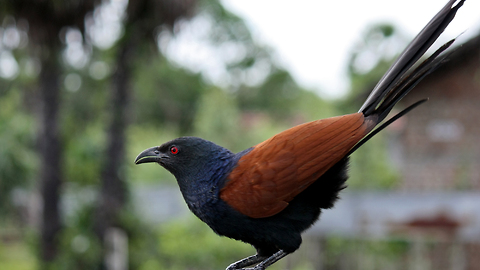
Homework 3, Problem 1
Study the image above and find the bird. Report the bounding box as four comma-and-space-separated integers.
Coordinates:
134, 1, 465, 269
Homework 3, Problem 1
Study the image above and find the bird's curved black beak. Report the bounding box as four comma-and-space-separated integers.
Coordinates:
134, 147, 164, 165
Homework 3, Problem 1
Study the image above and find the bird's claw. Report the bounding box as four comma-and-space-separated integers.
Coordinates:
226, 265, 265, 270
226, 264, 264, 270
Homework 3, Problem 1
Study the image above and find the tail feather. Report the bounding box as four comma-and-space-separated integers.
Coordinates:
376, 39, 455, 122
348, 0, 465, 156
359, 0, 465, 118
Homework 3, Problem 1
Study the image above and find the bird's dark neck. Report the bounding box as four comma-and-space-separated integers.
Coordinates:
176, 148, 251, 221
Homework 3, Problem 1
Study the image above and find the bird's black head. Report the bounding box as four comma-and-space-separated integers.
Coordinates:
134, 136, 234, 181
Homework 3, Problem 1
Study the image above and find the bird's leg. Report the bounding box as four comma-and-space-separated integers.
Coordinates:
252, 250, 288, 270
226, 254, 266, 270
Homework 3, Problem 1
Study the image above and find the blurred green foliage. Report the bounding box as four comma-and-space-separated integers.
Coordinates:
54, 206, 103, 270
324, 236, 410, 269
194, 86, 243, 149
132, 55, 205, 133
0, 240, 37, 270
151, 217, 254, 270
0, 89, 37, 215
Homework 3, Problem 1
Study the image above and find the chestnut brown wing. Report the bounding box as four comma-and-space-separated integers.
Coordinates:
220, 113, 372, 218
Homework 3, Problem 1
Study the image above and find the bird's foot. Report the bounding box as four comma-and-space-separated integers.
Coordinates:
227, 264, 274, 269
236, 267, 263, 270
226, 254, 264, 270
226, 250, 288, 270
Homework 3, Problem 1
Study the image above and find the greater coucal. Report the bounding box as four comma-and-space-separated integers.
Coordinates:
135, 1, 465, 269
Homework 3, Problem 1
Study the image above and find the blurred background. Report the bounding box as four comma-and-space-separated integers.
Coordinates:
1, 0, 480, 269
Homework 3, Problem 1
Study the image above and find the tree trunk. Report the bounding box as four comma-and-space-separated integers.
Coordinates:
38, 54, 62, 264
94, 37, 135, 250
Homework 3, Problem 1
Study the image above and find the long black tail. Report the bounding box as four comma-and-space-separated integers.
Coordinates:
359, 0, 465, 121
348, 0, 465, 156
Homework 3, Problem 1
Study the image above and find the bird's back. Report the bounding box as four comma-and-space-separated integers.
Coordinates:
220, 112, 374, 218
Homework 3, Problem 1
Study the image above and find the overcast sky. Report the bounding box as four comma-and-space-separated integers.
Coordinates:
221, 0, 480, 99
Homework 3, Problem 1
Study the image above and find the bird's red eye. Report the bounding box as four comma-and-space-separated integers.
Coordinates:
170, 146, 179, 155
